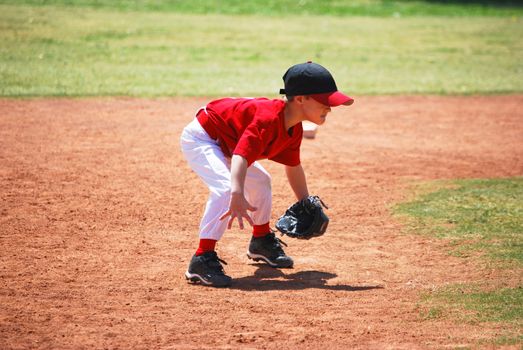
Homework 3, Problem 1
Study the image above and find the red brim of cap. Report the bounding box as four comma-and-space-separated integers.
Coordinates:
310, 91, 354, 107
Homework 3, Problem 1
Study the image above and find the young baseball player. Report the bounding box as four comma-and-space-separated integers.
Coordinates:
180, 61, 354, 287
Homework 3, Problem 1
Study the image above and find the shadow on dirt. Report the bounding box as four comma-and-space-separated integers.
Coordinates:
230, 264, 384, 291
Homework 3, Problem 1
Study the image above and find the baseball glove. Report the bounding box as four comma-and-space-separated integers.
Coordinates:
275, 195, 329, 239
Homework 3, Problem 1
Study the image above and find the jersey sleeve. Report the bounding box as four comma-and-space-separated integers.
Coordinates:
232, 122, 268, 166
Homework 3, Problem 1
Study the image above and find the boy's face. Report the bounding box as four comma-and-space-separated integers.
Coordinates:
301, 96, 332, 125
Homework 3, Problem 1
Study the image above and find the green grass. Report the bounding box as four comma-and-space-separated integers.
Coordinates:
395, 178, 523, 264
421, 284, 523, 323
420, 284, 522, 345
2, 0, 523, 17
1, 4, 522, 97
397, 178, 523, 345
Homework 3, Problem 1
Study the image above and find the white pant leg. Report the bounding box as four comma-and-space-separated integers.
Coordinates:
244, 162, 272, 226
180, 119, 231, 240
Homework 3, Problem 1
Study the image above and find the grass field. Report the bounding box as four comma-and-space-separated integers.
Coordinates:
395, 178, 523, 265
395, 178, 523, 342
420, 283, 522, 345
1, 3, 522, 97
3, 0, 523, 17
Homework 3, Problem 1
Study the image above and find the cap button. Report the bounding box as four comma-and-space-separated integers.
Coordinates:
307, 60, 312, 63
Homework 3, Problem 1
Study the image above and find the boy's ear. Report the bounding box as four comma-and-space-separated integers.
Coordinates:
294, 95, 305, 104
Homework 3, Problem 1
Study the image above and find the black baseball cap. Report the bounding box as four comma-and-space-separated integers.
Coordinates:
279, 61, 354, 107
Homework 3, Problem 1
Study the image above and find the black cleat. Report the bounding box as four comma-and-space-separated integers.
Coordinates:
247, 232, 294, 268
185, 251, 232, 287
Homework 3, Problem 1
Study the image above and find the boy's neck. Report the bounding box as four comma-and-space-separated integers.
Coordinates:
283, 101, 304, 131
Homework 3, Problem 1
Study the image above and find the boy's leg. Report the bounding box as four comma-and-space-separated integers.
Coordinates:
180, 118, 232, 287
180, 119, 231, 241
243, 161, 272, 227
244, 162, 293, 268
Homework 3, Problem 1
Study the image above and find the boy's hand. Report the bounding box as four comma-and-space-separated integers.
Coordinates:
219, 192, 257, 229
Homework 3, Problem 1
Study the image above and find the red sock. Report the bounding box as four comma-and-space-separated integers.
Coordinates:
252, 223, 271, 238
195, 239, 217, 256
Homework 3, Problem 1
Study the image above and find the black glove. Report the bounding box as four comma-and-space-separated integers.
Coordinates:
275, 195, 329, 239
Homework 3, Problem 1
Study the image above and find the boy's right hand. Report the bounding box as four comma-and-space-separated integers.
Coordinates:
219, 192, 257, 229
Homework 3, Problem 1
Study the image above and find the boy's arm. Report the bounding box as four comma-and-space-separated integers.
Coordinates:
219, 154, 257, 229
285, 164, 309, 201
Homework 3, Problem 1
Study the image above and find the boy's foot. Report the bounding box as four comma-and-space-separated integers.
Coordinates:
247, 232, 294, 268
185, 251, 232, 287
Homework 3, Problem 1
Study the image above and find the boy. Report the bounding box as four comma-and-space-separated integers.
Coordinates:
180, 61, 354, 287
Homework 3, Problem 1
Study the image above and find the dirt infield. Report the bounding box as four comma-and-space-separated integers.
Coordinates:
1, 96, 522, 349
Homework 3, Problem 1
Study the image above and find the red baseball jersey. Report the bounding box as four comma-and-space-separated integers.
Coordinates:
197, 98, 303, 167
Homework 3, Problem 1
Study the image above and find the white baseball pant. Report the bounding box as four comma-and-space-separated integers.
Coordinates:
180, 117, 272, 241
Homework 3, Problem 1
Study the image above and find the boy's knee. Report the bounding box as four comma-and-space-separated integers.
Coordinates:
260, 173, 272, 191
253, 169, 271, 189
